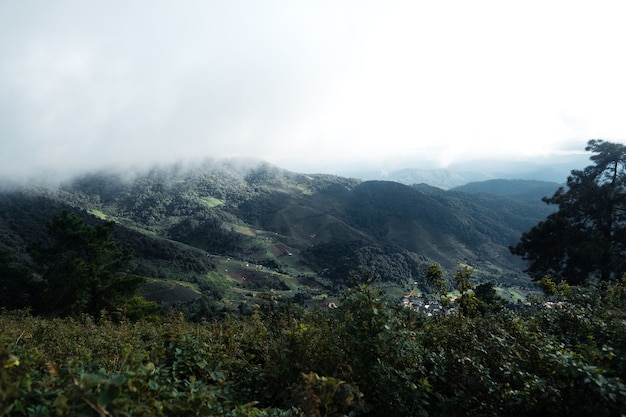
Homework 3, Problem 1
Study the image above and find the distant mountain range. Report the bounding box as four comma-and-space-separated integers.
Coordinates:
333, 153, 586, 189
452, 179, 562, 201
0, 159, 562, 309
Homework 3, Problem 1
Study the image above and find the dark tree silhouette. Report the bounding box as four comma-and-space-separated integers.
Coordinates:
0, 249, 41, 311
511, 139, 626, 284
29, 210, 142, 317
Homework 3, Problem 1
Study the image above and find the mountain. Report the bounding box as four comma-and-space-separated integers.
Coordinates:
335, 153, 589, 189
0, 160, 555, 312
339, 168, 493, 190
452, 179, 561, 202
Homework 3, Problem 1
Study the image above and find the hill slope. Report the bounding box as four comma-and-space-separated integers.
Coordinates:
451, 179, 561, 201
0, 161, 555, 310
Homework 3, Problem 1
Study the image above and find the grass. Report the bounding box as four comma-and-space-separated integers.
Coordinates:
89, 209, 109, 220
199, 196, 224, 208
138, 278, 202, 302
495, 286, 536, 303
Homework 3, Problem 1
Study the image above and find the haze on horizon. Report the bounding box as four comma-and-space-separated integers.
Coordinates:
1, 1, 625, 183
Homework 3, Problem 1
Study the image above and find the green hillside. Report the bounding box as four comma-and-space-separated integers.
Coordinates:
451, 178, 561, 201
0, 161, 556, 314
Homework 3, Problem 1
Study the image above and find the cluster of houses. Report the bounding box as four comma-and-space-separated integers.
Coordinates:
403, 290, 564, 315
401, 291, 452, 316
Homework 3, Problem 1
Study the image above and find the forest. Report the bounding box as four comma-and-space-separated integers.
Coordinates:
2, 140, 626, 415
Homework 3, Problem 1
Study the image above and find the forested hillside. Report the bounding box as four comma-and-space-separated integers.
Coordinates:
0, 160, 558, 314
452, 179, 560, 201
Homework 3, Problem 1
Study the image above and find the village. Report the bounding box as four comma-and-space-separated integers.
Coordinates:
401, 290, 456, 316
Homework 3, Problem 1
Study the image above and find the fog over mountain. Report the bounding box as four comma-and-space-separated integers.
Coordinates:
2, 2, 625, 185
330, 152, 590, 189
0, 159, 559, 294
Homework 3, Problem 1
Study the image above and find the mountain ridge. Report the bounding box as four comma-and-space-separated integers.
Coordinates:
0, 160, 561, 311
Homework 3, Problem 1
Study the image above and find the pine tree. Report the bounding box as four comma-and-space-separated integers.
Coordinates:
511, 139, 626, 283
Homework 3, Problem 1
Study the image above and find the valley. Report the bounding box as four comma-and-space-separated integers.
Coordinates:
0, 159, 559, 314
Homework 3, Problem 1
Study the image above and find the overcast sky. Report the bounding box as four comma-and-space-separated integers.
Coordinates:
2, 1, 625, 182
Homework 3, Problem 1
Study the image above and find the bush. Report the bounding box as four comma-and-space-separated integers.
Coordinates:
2, 281, 626, 415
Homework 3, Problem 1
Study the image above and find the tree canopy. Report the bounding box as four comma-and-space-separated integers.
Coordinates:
28, 210, 142, 317
0, 249, 40, 311
511, 139, 626, 284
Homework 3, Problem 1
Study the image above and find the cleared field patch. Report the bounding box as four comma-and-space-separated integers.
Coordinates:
199, 196, 224, 208
140, 278, 201, 303
230, 224, 257, 237
496, 286, 535, 303
89, 209, 109, 220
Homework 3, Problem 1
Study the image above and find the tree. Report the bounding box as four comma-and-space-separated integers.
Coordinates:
453, 263, 478, 317
425, 263, 450, 308
0, 249, 41, 311
28, 210, 143, 317
473, 282, 506, 314
511, 139, 626, 284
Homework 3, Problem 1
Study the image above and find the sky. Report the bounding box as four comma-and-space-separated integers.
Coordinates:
2, 1, 626, 183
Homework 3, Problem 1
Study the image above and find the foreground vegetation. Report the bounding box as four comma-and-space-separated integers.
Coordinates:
2, 279, 626, 416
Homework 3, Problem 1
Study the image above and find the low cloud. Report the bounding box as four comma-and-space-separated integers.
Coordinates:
1, 1, 625, 184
